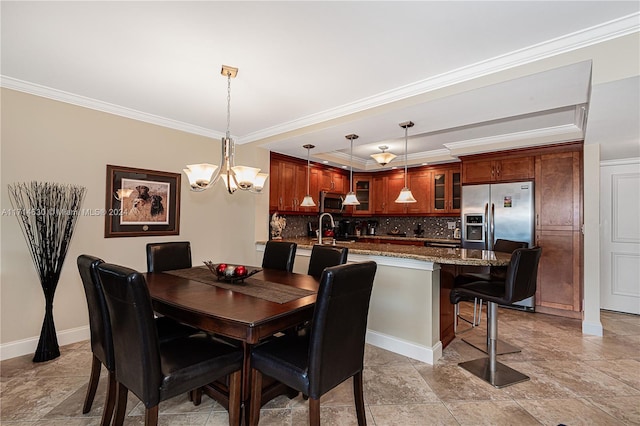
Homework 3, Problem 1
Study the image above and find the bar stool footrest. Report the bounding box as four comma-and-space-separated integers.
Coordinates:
459, 358, 529, 388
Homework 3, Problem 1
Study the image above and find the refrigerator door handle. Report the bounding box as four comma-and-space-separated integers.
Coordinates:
490, 203, 495, 251
484, 203, 489, 250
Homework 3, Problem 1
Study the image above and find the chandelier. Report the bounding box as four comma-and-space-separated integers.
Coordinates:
395, 121, 417, 203
371, 145, 397, 166
183, 65, 268, 194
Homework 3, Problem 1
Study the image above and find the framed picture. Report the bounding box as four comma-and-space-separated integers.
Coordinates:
105, 165, 181, 237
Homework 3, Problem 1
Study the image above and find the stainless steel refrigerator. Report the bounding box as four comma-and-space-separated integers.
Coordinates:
461, 181, 535, 309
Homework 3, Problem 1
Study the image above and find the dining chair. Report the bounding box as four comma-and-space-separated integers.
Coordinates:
261, 240, 297, 272
146, 241, 192, 272
450, 247, 542, 388
307, 244, 348, 278
97, 262, 243, 426
77, 255, 203, 426
249, 261, 377, 426
452, 239, 528, 331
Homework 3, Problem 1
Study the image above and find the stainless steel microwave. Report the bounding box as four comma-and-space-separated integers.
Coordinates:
319, 191, 344, 213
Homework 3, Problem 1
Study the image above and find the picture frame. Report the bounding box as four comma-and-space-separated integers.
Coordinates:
105, 165, 181, 238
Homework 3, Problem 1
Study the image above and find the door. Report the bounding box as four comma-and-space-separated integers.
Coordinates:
600, 162, 640, 314
490, 181, 535, 247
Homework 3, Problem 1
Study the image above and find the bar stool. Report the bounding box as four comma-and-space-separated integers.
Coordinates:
450, 247, 541, 388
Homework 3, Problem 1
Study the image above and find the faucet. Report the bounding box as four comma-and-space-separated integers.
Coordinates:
318, 213, 335, 244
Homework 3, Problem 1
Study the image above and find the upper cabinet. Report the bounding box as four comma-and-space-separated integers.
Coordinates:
462, 156, 534, 184
430, 166, 461, 214
350, 175, 373, 216
372, 172, 406, 215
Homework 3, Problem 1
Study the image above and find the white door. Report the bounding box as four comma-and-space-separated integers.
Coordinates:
600, 160, 640, 314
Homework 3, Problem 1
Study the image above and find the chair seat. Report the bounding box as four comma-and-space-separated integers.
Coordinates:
159, 335, 243, 403
251, 334, 310, 393
450, 280, 506, 305
155, 316, 202, 343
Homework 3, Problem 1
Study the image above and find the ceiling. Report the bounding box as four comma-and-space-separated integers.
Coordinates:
2, 2, 639, 171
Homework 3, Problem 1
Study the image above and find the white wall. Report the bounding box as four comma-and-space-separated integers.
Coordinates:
0, 88, 269, 358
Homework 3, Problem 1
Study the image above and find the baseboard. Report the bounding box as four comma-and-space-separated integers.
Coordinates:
0, 325, 90, 361
582, 320, 604, 337
366, 329, 442, 365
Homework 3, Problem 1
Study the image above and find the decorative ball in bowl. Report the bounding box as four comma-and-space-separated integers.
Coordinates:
204, 261, 254, 283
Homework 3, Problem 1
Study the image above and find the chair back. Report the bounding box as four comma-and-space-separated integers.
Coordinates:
97, 263, 163, 407
146, 241, 192, 272
307, 245, 348, 278
261, 241, 297, 272
77, 254, 114, 370
503, 247, 542, 304
493, 239, 528, 253
307, 261, 377, 398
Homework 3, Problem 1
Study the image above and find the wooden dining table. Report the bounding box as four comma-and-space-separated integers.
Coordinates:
144, 266, 319, 424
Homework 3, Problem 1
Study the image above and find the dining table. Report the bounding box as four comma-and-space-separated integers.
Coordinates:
144, 265, 320, 424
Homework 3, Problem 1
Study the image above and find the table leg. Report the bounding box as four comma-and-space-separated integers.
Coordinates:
241, 342, 252, 426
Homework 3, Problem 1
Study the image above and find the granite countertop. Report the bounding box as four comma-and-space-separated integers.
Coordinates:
257, 237, 511, 267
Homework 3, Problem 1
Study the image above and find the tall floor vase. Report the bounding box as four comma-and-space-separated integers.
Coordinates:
8, 182, 86, 362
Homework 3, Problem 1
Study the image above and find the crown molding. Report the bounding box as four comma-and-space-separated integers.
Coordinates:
600, 157, 640, 167
0, 76, 226, 139
2, 13, 637, 144
241, 13, 640, 144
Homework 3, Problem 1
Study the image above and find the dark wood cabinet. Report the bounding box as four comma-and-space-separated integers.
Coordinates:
406, 169, 431, 214
462, 156, 534, 184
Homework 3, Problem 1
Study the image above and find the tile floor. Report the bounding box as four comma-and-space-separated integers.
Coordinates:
1, 306, 639, 425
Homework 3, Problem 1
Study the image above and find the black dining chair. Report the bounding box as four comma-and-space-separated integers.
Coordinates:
452, 239, 528, 331
307, 244, 349, 278
450, 247, 542, 388
249, 261, 377, 426
97, 262, 244, 426
146, 241, 192, 272
77, 255, 203, 426
262, 240, 297, 272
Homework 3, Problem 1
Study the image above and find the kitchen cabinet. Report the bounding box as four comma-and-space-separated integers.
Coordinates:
270, 154, 319, 213
431, 166, 461, 214
372, 172, 406, 214
534, 149, 582, 318
462, 156, 534, 184
350, 175, 372, 215
319, 168, 347, 193
405, 169, 431, 214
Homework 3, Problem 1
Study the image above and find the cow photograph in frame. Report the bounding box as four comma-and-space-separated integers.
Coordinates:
105, 165, 181, 237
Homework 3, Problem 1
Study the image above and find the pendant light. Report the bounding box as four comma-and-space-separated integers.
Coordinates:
371, 145, 397, 166
300, 144, 316, 207
184, 65, 268, 194
395, 121, 417, 203
342, 134, 360, 205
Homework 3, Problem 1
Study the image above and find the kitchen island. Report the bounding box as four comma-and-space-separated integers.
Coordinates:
255, 238, 511, 365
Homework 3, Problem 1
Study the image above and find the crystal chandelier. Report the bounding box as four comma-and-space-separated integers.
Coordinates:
395, 121, 417, 203
183, 65, 268, 194
371, 145, 397, 166
343, 134, 360, 206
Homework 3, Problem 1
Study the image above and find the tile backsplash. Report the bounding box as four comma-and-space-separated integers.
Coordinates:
268, 214, 461, 240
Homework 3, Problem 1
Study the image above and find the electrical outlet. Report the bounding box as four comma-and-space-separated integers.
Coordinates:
447, 222, 456, 230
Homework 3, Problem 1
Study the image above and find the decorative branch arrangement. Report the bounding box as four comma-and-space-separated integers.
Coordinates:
8, 182, 86, 362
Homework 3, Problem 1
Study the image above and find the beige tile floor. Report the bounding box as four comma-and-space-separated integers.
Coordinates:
1, 306, 639, 425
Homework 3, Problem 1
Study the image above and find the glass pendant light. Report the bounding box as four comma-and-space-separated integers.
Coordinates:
343, 134, 360, 206
395, 121, 417, 203
371, 145, 397, 166
300, 144, 316, 207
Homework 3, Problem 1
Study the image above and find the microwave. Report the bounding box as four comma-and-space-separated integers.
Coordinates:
319, 191, 344, 213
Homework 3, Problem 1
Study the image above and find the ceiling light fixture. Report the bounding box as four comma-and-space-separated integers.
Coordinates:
300, 144, 316, 207
371, 145, 397, 166
342, 134, 360, 206
183, 65, 268, 194
395, 121, 417, 204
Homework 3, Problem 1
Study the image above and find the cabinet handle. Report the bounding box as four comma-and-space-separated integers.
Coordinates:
536, 214, 539, 227
491, 166, 495, 178
496, 164, 501, 178
279, 197, 282, 208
